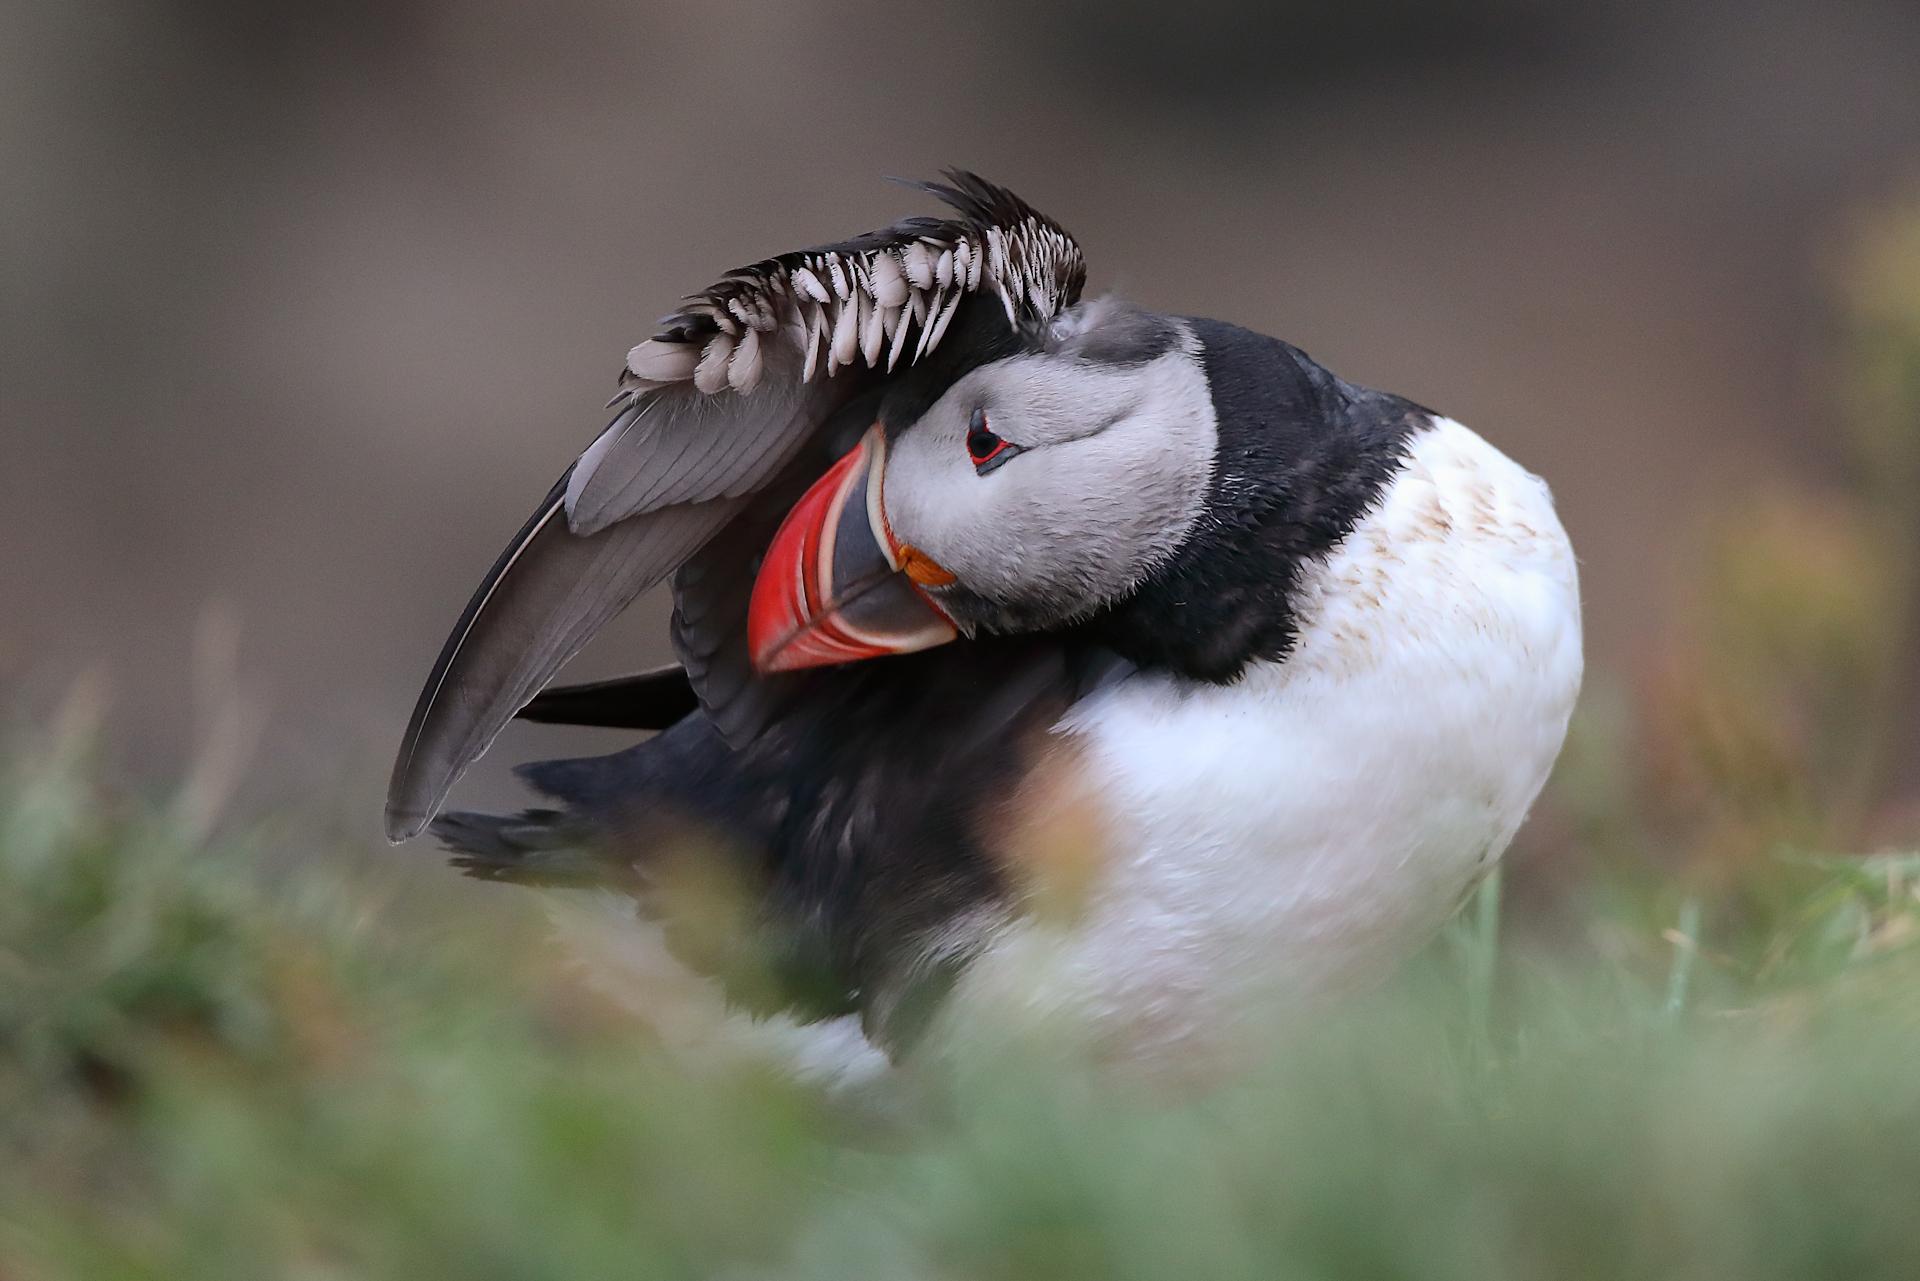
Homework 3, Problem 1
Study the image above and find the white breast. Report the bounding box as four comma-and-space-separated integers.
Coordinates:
950, 417, 1583, 1068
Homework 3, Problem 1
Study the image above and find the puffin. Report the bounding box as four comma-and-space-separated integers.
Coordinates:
386, 173, 1582, 1088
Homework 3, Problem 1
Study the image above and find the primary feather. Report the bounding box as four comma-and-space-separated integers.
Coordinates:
385, 479, 742, 841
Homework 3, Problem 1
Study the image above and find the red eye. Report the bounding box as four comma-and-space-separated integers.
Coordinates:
966, 408, 1010, 470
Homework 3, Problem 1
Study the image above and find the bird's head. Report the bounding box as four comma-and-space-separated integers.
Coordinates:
746, 300, 1221, 672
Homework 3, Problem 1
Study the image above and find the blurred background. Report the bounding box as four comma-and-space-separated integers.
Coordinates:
6, 0, 1920, 864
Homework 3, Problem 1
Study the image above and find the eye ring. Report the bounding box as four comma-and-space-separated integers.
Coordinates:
966, 408, 1020, 474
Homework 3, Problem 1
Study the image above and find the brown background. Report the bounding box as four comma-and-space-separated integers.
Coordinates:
6, 0, 1919, 845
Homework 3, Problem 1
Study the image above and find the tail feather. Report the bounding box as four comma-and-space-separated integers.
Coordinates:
432, 809, 645, 891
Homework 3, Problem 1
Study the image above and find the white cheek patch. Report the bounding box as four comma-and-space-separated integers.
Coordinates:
883, 334, 1219, 621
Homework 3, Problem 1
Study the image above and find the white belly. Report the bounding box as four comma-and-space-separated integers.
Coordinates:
952, 417, 1583, 1065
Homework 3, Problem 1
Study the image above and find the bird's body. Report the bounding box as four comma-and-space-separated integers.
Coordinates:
961, 414, 1580, 1071
390, 175, 1581, 1087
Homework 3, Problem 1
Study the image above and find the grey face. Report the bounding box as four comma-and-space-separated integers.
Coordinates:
880, 301, 1219, 635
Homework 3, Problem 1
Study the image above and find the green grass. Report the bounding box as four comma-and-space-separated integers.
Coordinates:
3, 701, 1920, 1281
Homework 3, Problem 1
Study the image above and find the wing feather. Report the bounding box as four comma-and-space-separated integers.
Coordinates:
514, 664, 698, 730
668, 488, 804, 747
386, 173, 1087, 840
384, 477, 743, 840
561, 171, 1085, 537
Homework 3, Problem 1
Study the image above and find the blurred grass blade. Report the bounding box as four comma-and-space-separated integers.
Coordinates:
1663, 895, 1703, 1019
1465, 865, 1502, 1059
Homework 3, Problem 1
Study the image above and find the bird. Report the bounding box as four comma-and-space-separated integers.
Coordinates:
386, 172, 1582, 1090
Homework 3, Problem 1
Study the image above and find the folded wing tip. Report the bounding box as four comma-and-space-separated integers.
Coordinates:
384, 803, 429, 844
562, 501, 617, 538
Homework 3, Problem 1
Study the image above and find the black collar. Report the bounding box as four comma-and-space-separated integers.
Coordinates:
1085, 318, 1429, 682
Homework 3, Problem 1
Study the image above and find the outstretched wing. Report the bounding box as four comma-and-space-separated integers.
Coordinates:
385, 172, 1087, 841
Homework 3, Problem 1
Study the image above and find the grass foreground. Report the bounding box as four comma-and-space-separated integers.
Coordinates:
3, 703, 1920, 1281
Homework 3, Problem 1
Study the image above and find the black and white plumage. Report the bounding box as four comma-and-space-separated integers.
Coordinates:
389, 173, 1582, 1084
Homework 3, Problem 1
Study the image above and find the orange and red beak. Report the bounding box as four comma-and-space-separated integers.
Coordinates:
747, 425, 960, 673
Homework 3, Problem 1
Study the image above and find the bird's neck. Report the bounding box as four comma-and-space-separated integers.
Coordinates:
1085, 319, 1428, 683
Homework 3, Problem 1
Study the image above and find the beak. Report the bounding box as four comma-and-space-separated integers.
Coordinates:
748, 425, 960, 673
